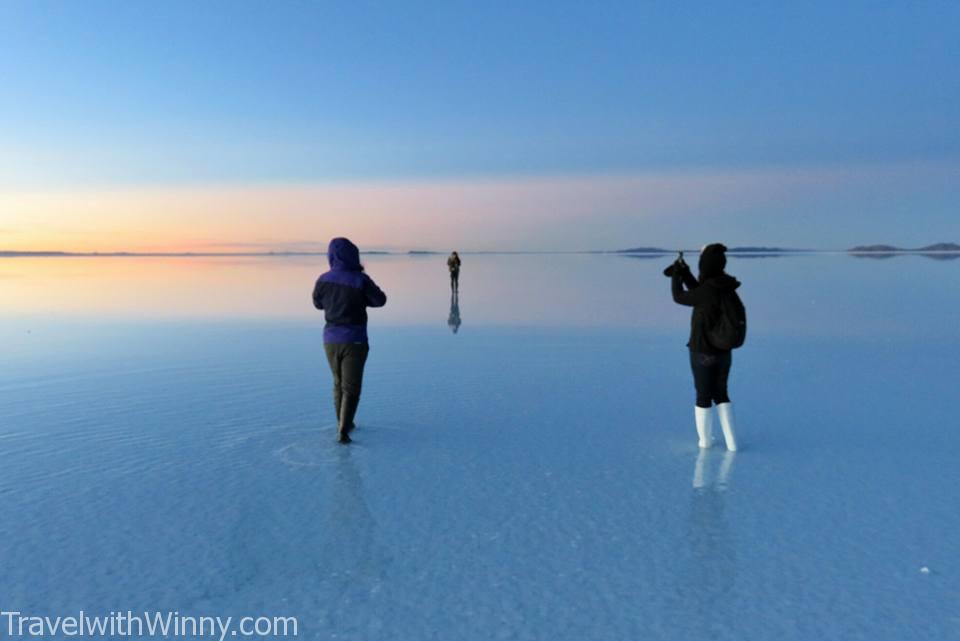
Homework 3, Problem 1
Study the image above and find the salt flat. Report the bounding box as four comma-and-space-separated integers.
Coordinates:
0, 254, 957, 640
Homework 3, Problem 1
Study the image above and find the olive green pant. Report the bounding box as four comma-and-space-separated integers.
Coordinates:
324, 342, 369, 434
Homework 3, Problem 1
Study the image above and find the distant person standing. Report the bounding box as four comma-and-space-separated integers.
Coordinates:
312, 238, 387, 444
447, 251, 461, 293
665, 243, 745, 451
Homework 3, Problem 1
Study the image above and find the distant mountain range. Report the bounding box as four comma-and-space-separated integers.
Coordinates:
846, 243, 960, 260
616, 243, 960, 255
0, 250, 331, 257
847, 243, 960, 253
614, 246, 672, 254
615, 246, 809, 254
0, 251, 74, 256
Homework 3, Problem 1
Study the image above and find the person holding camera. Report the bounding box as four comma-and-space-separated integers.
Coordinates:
665, 243, 743, 451
447, 251, 461, 293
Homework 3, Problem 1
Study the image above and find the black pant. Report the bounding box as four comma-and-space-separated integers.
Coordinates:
324, 342, 370, 433
690, 351, 731, 408
450, 269, 459, 291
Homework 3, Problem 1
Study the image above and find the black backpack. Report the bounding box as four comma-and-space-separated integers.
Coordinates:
707, 290, 747, 350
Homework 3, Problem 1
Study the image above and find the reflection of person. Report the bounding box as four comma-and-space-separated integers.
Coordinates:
312, 237, 387, 444
223, 441, 388, 615
666, 243, 740, 451
447, 291, 461, 334
321, 447, 390, 631
682, 450, 737, 639
447, 251, 461, 292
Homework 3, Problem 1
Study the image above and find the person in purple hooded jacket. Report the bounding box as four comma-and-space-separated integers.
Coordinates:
312, 238, 387, 443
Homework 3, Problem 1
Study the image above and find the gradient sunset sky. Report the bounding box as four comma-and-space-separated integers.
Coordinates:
1, 2, 957, 252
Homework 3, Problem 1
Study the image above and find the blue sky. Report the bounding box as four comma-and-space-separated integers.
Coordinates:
0, 1, 958, 250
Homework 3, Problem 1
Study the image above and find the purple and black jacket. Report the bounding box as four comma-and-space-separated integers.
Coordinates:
312, 238, 387, 344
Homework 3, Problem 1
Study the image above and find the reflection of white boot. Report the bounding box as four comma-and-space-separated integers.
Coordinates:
717, 450, 736, 487
694, 449, 736, 490
693, 449, 709, 488
694, 406, 713, 449
717, 402, 738, 452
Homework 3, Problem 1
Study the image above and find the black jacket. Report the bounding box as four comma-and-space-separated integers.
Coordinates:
672, 269, 741, 354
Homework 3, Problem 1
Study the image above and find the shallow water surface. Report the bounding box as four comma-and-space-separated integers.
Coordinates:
0, 254, 957, 640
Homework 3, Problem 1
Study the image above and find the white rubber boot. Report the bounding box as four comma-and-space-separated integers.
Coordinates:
694, 406, 713, 449
716, 402, 738, 452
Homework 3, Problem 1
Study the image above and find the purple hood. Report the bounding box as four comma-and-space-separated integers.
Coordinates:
328, 237, 362, 271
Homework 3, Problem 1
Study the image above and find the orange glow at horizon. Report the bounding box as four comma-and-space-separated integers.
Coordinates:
0, 168, 880, 253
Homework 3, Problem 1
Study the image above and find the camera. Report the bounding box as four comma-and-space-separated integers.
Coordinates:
663, 251, 687, 277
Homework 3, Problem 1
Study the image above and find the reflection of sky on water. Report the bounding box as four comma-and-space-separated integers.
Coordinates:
0, 253, 958, 640
0, 253, 956, 336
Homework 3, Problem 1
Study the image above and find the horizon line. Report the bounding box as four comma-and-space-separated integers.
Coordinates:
2, 244, 959, 258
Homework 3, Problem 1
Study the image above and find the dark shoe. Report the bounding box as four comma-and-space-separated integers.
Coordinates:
345, 421, 357, 435
338, 431, 352, 444
339, 393, 361, 437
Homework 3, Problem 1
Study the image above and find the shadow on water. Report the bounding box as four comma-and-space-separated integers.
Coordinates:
447, 291, 462, 334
